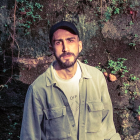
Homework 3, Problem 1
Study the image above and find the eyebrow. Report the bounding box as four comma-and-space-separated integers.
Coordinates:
53, 37, 76, 42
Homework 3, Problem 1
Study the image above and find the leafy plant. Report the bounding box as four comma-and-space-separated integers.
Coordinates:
128, 33, 139, 50
129, 21, 134, 25
101, 0, 129, 21
129, 42, 136, 47
104, 7, 113, 21
0, 84, 8, 89
0, 0, 44, 90
114, 8, 120, 14
84, 59, 88, 64
16, 0, 43, 35
107, 58, 128, 77
123, 82, 130, 94
134, 34, 138, 38
129, 74, 139, 81
136, 106, 140, 115
133, 91, 137, 96
95, 63, 106, 72
95, 58, 128, 77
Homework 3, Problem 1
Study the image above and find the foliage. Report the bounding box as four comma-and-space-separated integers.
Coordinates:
104, 7, 113, 21
84, 59, 88, 64
0, 0, 43, 90
129, 42, 136, 47
16, 0, 43, 35
95, 63, 106, 72
129, 21, 134, 26
134, 34, 138, 38
136, 106, 140, 115
102, 0, 129, 21
129, 74, 139, 81
95, 57, 139, 97
95, 58, 128, 77
0, 84, 8, 89
107, 58, 128, 77
123, 82, 130, 94
129, 34, 138, 50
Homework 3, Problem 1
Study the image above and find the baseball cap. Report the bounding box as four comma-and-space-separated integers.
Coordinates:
49, 21, 79, 44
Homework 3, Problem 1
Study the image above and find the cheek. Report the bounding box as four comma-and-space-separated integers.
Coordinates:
54, 48, 62, 56
71, 43, 79, 50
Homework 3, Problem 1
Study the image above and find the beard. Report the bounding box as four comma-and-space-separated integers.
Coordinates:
54, 52, 79, 69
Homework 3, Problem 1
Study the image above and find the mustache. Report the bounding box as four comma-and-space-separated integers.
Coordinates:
60, 52, 74, 58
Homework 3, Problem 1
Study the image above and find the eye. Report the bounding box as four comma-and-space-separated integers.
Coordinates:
55, 41, 61, 45
69, 40, 74, 42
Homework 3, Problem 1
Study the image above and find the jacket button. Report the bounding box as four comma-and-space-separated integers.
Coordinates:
72, 124, 75, 127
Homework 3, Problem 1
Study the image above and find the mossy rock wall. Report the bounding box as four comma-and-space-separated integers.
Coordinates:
1, 0, 140, 140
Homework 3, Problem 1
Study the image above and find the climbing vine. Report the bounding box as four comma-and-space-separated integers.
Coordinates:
0, 0, 43, 90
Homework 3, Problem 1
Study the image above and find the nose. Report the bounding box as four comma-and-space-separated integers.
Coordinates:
62, 41, 69, 52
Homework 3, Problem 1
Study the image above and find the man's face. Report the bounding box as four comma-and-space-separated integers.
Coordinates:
51, 28, 82, 69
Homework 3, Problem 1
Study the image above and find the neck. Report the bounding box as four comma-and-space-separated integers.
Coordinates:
54, 61, 77, 80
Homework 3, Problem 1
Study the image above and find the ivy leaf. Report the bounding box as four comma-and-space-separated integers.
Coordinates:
135, 34, 138, 37
125, 90, 128, 94
129, 21, 134, 25
3, 69, 7, 73
114, 8, 120, 14
4, 84, 8, 89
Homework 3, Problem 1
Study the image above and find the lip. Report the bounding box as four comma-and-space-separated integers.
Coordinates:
63, 55, 72, 59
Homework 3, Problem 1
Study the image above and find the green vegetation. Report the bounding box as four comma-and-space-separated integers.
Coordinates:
122, 74, 139, 95
84, 59, 88, 64
129, 42, 136, 47
0, 0, 44, 90
129, 74, 139, 81
134, 34, 138, 38
95, 57, 139, 97
16, 0, 43, 35
100, 0, 129, 21
0, 84, 8, 89
129, 34, 139, 49
107, 58, 128, 77
104, 7, 113, 21
136, 106, 140, 115
0, 0, 140, 139
123, 82, 130, 94
129, 21, 134, 26
96, 58, 128, 77
95, 63, 106, 72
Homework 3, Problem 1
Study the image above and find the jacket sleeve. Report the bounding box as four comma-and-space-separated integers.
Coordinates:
99, 73, 121, 140
20, 85, 43, 140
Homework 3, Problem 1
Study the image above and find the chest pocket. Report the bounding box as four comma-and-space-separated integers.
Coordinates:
43, 106, 71, 140
86, 102, 104, 132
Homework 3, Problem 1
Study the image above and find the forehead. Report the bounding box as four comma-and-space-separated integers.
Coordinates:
53, 29, 78, 39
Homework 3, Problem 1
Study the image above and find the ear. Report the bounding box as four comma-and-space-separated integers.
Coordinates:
78, 41, 82, 53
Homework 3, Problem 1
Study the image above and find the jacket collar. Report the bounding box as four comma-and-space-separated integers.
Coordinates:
45, 59, 92, 86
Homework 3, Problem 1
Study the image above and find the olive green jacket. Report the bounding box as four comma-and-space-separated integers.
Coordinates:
20, 59, 121, 140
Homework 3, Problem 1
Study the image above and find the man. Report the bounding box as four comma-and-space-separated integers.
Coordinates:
20, 21, 121, 140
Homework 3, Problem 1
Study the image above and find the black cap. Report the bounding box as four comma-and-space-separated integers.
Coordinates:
49, 21, 79, 44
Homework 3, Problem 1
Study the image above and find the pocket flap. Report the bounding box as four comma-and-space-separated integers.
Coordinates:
87, 102, 104, 112
43, 106, 66, 120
